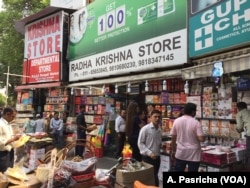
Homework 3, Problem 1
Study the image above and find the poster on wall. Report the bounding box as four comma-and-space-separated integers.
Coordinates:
69, 0, 187, 81
189, 0, 250, 58
24, 11, 64, 83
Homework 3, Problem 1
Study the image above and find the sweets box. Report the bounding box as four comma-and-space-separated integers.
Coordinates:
201, 150, 227, 165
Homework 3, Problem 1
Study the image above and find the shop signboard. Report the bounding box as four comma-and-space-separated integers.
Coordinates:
69, 0, 187, 81
189, 0, 250, 58
50, 0, 87, 9
23, 11, 64, 83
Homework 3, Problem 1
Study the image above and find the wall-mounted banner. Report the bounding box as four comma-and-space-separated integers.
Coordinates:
24, 11, 64, 83
189, 0, 250, 58
69, 0, 187, 81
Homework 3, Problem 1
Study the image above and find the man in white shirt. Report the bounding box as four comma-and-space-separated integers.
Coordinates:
115, 109, 126, 158
138, 109, 162, 186
0, 107, 21, 172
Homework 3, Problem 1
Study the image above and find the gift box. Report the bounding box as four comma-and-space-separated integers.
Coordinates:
202, 150, 227, 165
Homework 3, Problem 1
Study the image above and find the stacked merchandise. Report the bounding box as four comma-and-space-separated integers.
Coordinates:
34, 140, 98, 187
65, 117, 77, 143
202, 149, 227, 165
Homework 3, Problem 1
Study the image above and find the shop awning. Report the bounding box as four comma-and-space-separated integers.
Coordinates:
182, 48, 250, 80
67, 69, 181, 88
15, 82, 62, 91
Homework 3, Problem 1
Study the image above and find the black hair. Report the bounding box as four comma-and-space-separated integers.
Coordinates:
3, 107, 14, 115
183, 103, 197, 115
237, 102, 247, 109
150, 109, 161, 116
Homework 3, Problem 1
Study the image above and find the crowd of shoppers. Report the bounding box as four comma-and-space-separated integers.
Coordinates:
0, 99, 248, 185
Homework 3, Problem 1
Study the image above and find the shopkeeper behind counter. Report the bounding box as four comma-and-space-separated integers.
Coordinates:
0, 107, 21, 173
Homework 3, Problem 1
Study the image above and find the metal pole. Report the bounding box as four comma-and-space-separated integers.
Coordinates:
5, 66, 9, 106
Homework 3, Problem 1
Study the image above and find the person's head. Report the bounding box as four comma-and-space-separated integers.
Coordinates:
127, 101, 138, 115
237, 102, 247, 112
54, 112, 59, 119
150, 109, 161, 126
138, 110, 146, 120
183, 103, 197, 117
120, 109, 126, 118
2, 107, 15, 123
36, 114, 41, 118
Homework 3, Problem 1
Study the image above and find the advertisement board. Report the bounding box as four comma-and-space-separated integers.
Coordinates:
189, 0, 250, 58
50, 0, 86, 9
24, 11, 64, 83
69, 0, 187, 81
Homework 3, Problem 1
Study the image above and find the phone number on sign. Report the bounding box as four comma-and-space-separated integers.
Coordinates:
138, 54, 174, 66
109, 61, 136, 71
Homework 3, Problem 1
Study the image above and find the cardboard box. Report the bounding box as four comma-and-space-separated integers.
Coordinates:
115, 162, 155, 188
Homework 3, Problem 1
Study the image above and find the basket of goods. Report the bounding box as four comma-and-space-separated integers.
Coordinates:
35, 164, 50, 183
54, 157, 98, 187
4, 166, 28, 185
60, 139, 96, 163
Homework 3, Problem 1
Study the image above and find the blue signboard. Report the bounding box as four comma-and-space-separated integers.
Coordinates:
189, 0, 250, 58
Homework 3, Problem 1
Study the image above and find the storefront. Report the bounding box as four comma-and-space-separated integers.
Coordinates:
14, 6, 77, 130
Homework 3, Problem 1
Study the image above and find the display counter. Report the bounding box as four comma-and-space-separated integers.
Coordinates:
160, 147, 246, 172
